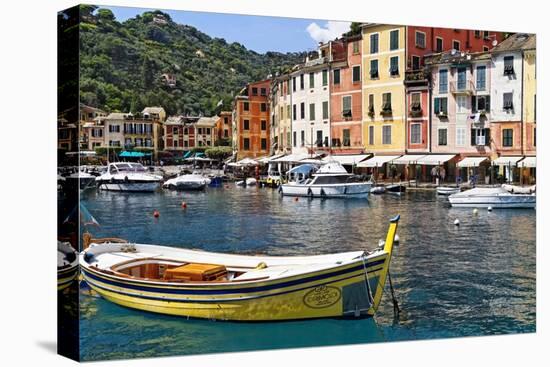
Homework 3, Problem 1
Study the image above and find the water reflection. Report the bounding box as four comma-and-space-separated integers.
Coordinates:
80, 186, 535, 360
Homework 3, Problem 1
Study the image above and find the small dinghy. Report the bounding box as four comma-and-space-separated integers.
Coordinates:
236, 178, 257, 187
437, 186, 461, 195
58, 241, 79, 291
163, 174, 209, 191
81, 215, 401, 321
385, 184, 406, 194
370, 186, 386, 195
448, 185, 536, 208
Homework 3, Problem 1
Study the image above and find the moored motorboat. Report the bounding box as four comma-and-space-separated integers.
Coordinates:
96, 163, 162, 192
370, 186, 386, 195
80, 215, 401, 321
235, 177, 257, 187
58, 241, 79, 291
280, 162, 371, 199
385, 184, 406, 194
448, 185, 536, 208
437, 186, 461, 195
163, 174, 209, 191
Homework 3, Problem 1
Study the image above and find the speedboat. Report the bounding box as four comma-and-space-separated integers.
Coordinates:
448, 184, 536, 208
163, 173, 209, 191
280, 162, 371, 198
80, 215, 400, 321
58, 241, 79, 291
95, 162, 162, 192
65, 168, 96, 190
437, 186, 461, 195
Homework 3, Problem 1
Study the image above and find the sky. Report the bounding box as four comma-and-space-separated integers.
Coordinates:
103, 6, 351, 54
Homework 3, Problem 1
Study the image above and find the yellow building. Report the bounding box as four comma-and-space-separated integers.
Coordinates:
522, 46, 536, 156
362, 24, 407, 154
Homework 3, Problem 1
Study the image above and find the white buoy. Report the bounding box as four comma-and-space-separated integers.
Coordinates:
473, 208, 478, 215
454, 219, 460, 226
394, 234, 400, 244
488, 206, 493, 212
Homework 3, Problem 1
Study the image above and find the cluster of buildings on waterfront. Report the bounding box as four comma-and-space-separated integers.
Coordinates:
59, 24, 536, 183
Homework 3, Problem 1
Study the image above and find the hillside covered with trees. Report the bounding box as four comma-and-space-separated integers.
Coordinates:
79, 6, 307, 116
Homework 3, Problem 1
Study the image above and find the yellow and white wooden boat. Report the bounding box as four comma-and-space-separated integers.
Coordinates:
80, 215, 400, 321
58, 241, 79, 291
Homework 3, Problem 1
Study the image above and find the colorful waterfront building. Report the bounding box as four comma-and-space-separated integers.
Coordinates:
215, 111, 232, 144
164, 115, 217, 152
79, 104, 107, 151
232, 79, 271, 160
270, 74, 292, 155
321, 34, 364, 154
289, 53, 331, 155
361, 24, 503, 156
522, 42, 536, 157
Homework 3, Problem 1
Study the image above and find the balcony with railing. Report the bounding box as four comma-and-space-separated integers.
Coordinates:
450, 79, 475, 95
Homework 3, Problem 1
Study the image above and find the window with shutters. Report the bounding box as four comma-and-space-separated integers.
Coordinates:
352, 65, 361, 83
322, 101, 329, 120
352, 41, 360, 54
390, 56, 399, 76
368, 94, 375, 116
261, 120, 267, 130
456, 127, 466, 146
471, 128, 488, 146
503, 93, 514, 111
382, 93, 392, 113
382, 125, 392, 144
300, 103, 305, 119
476, 65, 486, 90
309, 103, 315, 121
316, 130, 323, 147
252, 87, 258, 96
410, 93, 421, 115
457, 95, 468, 113
503, 56, 515, 75
439, 69, 448, 93
292, 77, 296, 92
412, 55, 421, 70
243, 138, 250, 150
343, 129, 351, 146
261, 103, 267, 112
370, 59, 379, 79
434, 97, 448, 116
453, 40, 460, 51
333, 69, 341, 84
370, 33, 379, 54
300, 74, 304, 89
415, 31, 426, 48
390, 30, 399, 50
410, 124, 421, 144
369, 126, 375, 145
293, 104, 297, 120
300, 130, 305, 146
293, 131, 297, 147
261, 138, 267, 150
438, 129, 447, 146
243, 102, 249, 111
472, 95, 490, 113
502, 129, 513, 147
309, 72, 315, 88
436, 37, 443, 53
243, 119, 249, 130
322, 69, 328, 86
342, 96, 352, 118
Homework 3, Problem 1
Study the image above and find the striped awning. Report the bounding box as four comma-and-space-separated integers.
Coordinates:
492, 156, 524, 166
518, 156, 536, 168
270, 153, 312, 163
392, 155, 426, 165
416, 154, 456, 165
357, 155, 401, 168
322, 154, 370, 165
457, 157, 488, 167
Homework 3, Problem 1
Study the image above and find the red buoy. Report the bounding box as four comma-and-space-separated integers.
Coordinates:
294, 197, 299, 202
153, 210, 160, 218
181, 202, 187, 209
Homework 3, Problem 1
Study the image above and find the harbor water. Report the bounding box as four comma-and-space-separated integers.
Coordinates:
79, 186, 536, 361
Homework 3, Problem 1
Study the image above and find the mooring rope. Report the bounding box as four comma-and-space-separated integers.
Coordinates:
387, 270, 400, 316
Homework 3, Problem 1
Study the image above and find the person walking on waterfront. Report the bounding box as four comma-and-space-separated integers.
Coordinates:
431, 166, 438, 184
440, 166, 446, 183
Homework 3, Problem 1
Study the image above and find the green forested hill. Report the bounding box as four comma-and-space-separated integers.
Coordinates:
79, 6, 307, 116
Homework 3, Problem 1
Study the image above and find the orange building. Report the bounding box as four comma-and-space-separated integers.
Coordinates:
215, 111, 232, 144
232, 79, 271, 160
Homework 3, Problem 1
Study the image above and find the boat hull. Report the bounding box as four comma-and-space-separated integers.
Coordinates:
437, 187, 461, 195
448, 195, 536, 208
81, 255, 386, 321
98, 182, 160, 192
164, 182, 206, 191
281, 183, 371, 199
58, 264, 79, 291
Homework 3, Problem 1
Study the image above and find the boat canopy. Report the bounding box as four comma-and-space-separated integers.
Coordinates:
392, 155, 426, 165
316, 162, 348, 174
492, 156, 524, 166
236, 158, 259, 166
457, 157, 488, 167
322, 154, 370, 166
415, 154, 456, 165
518, 156, 536, 168
288, 164, 318, 175
357, 155, 401, 168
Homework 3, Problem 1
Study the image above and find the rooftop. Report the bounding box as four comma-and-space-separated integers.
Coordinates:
491, 33, 536, 53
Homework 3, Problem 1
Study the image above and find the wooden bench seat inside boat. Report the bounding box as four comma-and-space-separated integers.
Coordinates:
163, 263, 227, 281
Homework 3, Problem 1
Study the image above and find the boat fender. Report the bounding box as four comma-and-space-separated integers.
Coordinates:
277, 185, 282, 194
255, 262, 268, 270
343, 187, 347, 195
320, 188, 326, 197
124, 176, 129, 183
110, 177, 115, 183
307, 188, 313, 198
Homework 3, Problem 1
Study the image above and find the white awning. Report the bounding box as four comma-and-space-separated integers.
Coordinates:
416, 154, 456, 165
356, 155, 401, 168
257, 153, 285, 164
492, 156, 524, 166
518, 156, 536, 168
457, 157, 488, 167
322, 154, 370, 165
392, 155, 426, 165
270, 153, 312, 163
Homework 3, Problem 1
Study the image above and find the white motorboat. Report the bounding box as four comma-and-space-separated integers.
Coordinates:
370, 186, 386, 195
280, 162, 371, 198
448, 184, 536, 208
163, 173, 209, 191
235, 177, 257, 187
437, 186, 461, 195
96, 162, 162, 192
65, 169, 96, 190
